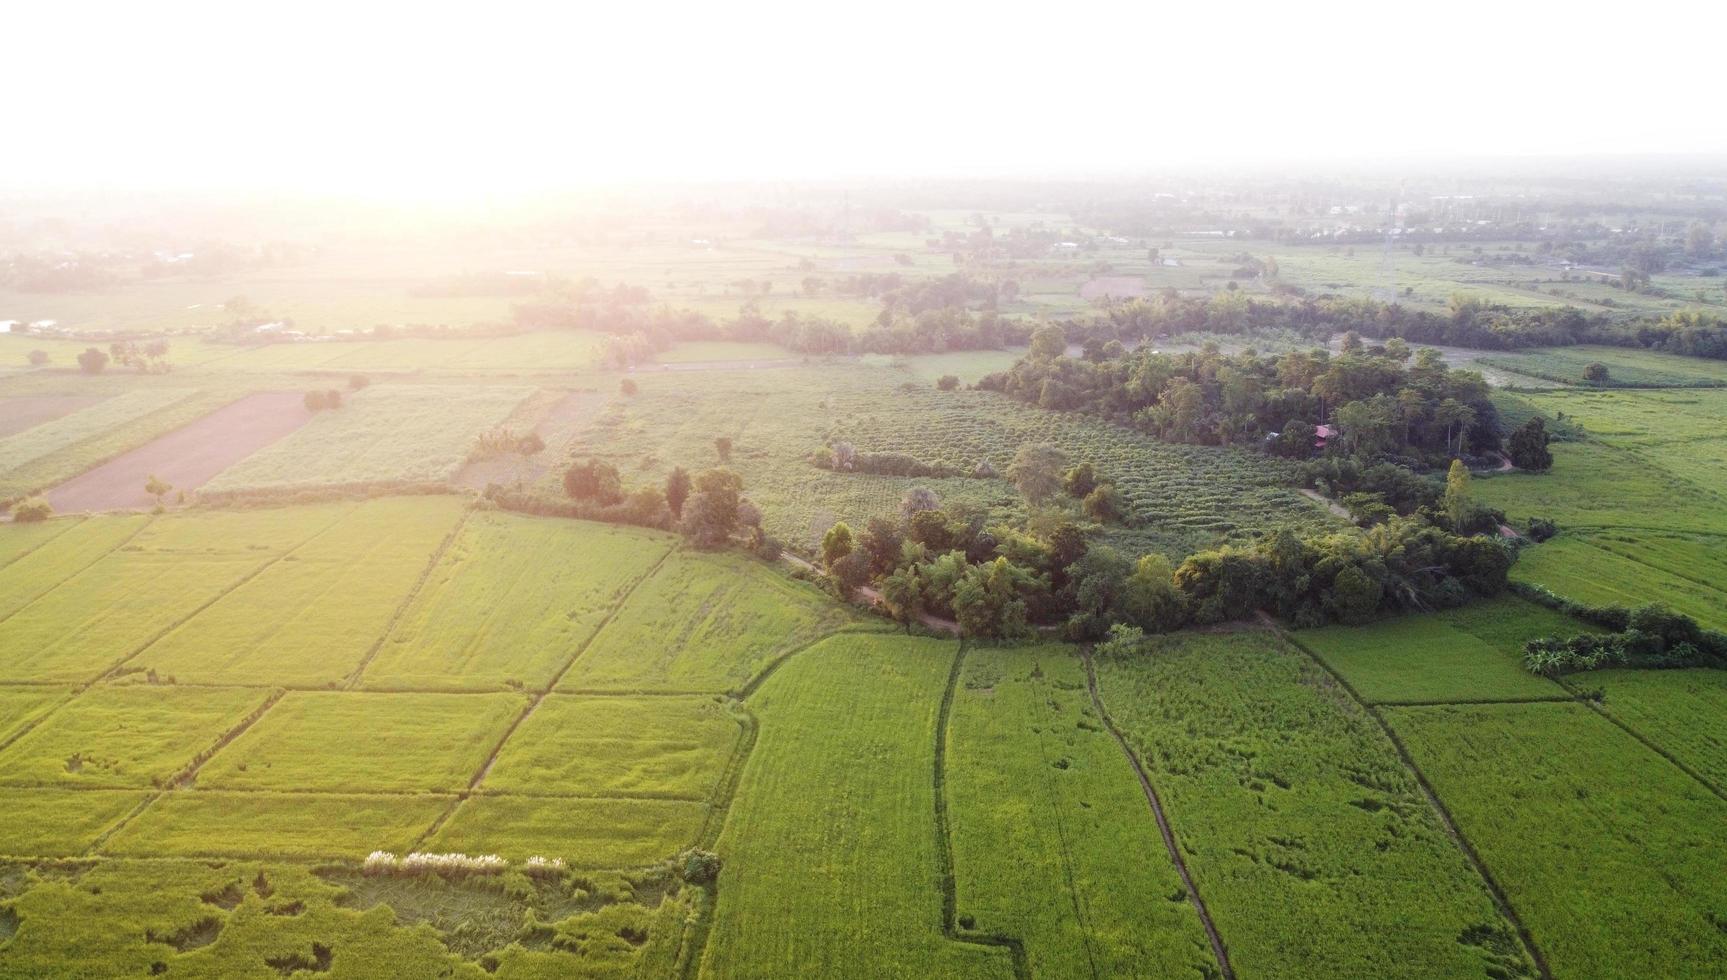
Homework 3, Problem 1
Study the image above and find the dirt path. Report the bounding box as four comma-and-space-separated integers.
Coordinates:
45, 392, 312, 513
1299, 488, 1351, 520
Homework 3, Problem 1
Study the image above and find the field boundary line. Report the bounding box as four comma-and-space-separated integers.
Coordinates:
82, 792, 166, 858
10, 388, 231, 503
1278, 629, 1552, 979
934, 642, 1031, 980
344, 505, 474, 689
1082, 647, 1235, 980
0, 687, 81, 754
415, 542, 679, 847
0, 515, 83, 572
1371, 695, 1577, 707
0, 513, 155, 630
88, 502, 357, 687
1553, 677, 1727, 803
1027, 651, 1102, 979
167, 688, 285, 789
82, 688, 289, 858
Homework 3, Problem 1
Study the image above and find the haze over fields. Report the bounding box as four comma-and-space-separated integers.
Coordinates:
3, 4, 1727, 979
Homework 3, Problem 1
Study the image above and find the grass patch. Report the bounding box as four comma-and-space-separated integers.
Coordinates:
1387, 702, 1727, 977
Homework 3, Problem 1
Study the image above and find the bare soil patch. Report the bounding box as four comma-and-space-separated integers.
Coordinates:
45, 392, 312, 512
0, 395, 106, 439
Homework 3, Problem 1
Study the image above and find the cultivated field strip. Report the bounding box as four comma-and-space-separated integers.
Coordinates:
1092, 631, 1537, 978
1387, 702, 1727, 977
945, 645, 1218, 979
1279, 630, 1552, 978
698, 635, 1016, 979
0, 514, 152, 625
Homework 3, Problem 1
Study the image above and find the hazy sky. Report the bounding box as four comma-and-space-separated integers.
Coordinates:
10, 1, 1724, 196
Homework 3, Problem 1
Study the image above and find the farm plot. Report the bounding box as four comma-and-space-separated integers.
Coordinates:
0, 387, 228, 502
363, 513, 675, 691
0, 394, 105, 438
0, 388, 200, 474
0, 514, 148, 619
101, 791, 452, 861
479, 695, 740, 799
201, 384, 531, 493
1297, 597, 1578, 704
426, 795, 708, 866
1093, 631, 1532, 979
700, 634, 1014, 980
44, 391, 313, 513
1587, 669, 1727, 789
1508, 535, 1727, 630
947, 646, 1216, 978
197, 691, 526, 794
0, 789, 154, 857
573, 366, 1328, 559
561, 548, 854, 694
0, 685, 268, 788
445, 330, 609, 371
1387, 702, 1727, 977
0, 507, 346, 684
133, 496, 465, 687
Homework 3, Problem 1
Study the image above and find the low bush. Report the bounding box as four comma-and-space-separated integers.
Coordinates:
12, 497, 52, 522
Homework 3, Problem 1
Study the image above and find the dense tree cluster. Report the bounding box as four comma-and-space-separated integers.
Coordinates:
818, 484, 1511, 640
981, 332, 1500, 467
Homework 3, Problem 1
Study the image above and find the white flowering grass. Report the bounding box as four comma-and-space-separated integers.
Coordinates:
362, 850, 511, 876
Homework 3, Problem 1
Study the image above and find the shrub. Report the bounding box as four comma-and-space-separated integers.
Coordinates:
77, 347, 109, 374
349, 374, 370, 390
12, 498, 52, 522
620, 378, 638, 396
936, 374, 960, 391
678, 848, 722, 885
324, 389, 343, 409
1526, 517, 1557, 542
304, 390, 327, 411
27, 349, 49, 366
1582, 362, 1610, 383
